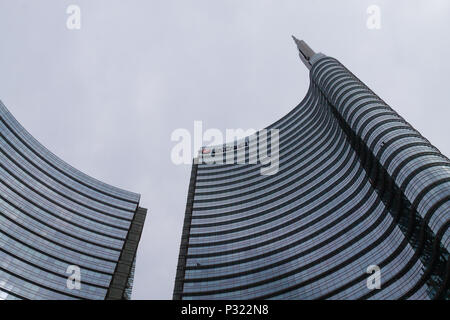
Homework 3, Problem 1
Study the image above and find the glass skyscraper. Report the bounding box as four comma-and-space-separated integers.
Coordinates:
173, 39, 449, 300
0, 101, 147, 300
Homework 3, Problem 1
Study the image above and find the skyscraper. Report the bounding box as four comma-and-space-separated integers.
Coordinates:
0, 101, 147, 300
173, 38, 449, 300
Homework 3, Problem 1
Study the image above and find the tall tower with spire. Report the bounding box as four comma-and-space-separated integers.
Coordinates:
173, 38, 449, 300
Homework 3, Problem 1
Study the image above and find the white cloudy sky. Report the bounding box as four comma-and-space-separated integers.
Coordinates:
0, 0, 449, 299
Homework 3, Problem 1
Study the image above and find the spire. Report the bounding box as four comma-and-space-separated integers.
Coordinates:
292, 36, 315, 69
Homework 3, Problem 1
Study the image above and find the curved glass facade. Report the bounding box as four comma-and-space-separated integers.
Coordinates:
173, 46, 449, 300
0, 101, 147, 300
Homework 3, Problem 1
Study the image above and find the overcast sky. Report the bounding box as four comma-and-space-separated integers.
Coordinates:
0, 0, 449, 299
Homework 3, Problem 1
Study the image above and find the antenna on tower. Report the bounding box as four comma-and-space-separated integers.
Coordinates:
292, 36, 315, 69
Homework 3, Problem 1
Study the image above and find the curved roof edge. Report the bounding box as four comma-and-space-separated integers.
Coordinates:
0, 99, 141, 204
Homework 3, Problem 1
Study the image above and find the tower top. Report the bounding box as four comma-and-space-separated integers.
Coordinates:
292, 36, 315, 69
